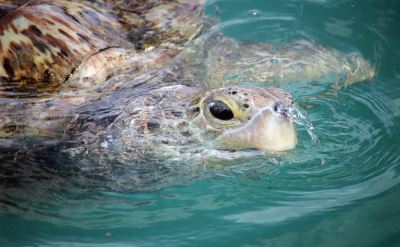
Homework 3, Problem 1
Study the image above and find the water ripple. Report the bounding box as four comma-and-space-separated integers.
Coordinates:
1, 1, 400, 245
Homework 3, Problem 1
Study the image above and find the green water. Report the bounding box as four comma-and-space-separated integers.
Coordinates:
1, 0, 400, 246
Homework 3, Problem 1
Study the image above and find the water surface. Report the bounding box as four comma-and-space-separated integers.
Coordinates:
1, 0, 400, 246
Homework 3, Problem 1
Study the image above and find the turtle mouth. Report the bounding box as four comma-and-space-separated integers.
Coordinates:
215, 105, 297, 153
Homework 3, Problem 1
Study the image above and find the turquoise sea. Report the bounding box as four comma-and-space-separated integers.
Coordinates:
1, 0, 400, 246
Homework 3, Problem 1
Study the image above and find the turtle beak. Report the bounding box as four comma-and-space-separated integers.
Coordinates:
215, 104, 297, 153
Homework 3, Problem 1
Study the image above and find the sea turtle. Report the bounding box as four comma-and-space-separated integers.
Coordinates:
0, 0, 375, 166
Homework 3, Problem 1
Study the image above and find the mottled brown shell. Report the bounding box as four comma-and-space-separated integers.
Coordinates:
0, 0, 204, 86
0, 1, 122, 83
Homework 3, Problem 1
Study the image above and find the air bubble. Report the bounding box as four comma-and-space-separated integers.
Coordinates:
248, 9, 261, 17
271, 58, 279, 64
288, 105, 319, 143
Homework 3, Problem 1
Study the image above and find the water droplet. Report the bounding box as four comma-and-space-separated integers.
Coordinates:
271, 58, 279, 64
288, 105, 319, 143
248, 9, 260, 17
100, 141, 109, 148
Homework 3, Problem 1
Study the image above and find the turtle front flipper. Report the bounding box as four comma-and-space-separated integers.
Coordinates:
173, 32, 375, 88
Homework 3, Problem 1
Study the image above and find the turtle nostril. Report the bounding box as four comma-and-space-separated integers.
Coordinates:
273, 101, 290, 116
273, 101, 283, 113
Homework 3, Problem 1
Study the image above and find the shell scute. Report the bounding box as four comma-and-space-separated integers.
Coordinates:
0, 0, 137, 85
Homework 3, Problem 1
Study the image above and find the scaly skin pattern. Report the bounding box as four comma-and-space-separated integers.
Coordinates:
63, 84, 294, 163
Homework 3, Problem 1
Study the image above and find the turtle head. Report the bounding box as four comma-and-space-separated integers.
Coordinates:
102, 85, 297, 162
190, 86, 297, 153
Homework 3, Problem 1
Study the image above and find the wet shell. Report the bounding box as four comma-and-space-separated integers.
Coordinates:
0, 0, 204, 85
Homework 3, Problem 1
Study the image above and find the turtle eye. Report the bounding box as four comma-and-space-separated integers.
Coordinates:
208, 101, 234, 121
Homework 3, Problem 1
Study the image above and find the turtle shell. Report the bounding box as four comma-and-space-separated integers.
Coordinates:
0, 0, 204, 86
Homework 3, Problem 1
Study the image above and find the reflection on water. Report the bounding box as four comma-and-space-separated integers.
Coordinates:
1, 0, 400, 246
224, 167, 400, 224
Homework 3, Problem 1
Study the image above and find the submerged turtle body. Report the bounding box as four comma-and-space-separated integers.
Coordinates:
0, 0, 375, 162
